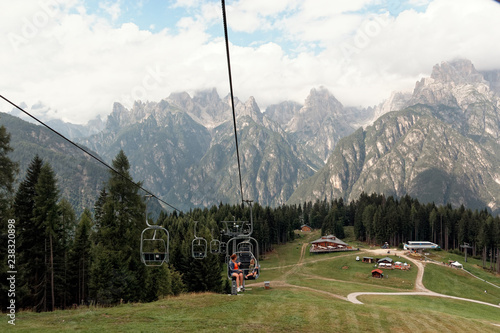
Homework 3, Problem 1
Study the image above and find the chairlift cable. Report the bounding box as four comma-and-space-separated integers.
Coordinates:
221, 0, 244, 204
0, 94, 181, 213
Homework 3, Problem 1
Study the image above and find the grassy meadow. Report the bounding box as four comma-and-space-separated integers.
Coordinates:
3, 229, 500, 332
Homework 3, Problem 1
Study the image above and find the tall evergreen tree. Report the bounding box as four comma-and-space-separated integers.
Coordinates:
0, 124, 18, 311
13, 155, 44, 310
33, 163, 60, 311
89, 150, 147, 304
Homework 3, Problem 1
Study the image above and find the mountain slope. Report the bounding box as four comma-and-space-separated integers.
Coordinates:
289, 60, 500, 213
79, 101, 212, 199
167, 114, 315, 208
78, 93, 317, 209
266, 87, 358, 163
0, 112, 109, 215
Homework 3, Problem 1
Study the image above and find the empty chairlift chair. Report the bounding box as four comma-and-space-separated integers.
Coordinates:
140, 225, 169, 266
210, 239, 221, 254
192, 221, 207, 260
219, 241, 227, 254
209, 228, 221, 254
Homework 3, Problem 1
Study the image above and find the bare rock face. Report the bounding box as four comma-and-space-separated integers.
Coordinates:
481, 69, 500, 97
370, 91, 412, 124
278, 87, 354, 163
265, 101, 303, 127
290, 60, 500, 214
11, 58, 500, 212
410, 59, 492, 108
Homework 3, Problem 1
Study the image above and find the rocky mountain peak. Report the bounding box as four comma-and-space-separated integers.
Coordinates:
302, 87, 343, 116
167, 91, 194, 111
106, 102, 128, 130
236, 96, 263, 125
410, 59, 492, 108
430, 59, 485, 85
193, 88, 220, 105
265, 101, 303, 127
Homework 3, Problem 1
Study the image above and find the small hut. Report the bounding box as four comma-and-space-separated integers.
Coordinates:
377, 257, 393, 264
300, 224, 312, 232
362, 257, 375, 263
372, 269, 383, 278
378, 257, 393, 269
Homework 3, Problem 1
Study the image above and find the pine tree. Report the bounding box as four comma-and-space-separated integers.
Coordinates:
33, 163, 60, 311
322, 208, 335, 236
89, 150, 147, 304
13, 155, 44, 310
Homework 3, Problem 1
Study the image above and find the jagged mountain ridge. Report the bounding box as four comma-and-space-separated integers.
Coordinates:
289, 59, 500, 213
4, 59, 500, 213
78, 89, 343, 210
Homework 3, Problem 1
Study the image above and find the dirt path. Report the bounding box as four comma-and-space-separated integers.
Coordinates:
251, 244, 500, 312
250, 280, 348, 301
280, 241, 308, 280
346, 249, 500, 310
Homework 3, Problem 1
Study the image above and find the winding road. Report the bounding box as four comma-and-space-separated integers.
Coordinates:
345, 249, 500, 309
251, 245, 500, 311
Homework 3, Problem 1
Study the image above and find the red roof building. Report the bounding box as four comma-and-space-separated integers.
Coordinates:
372, 269, 384, 278
309, 235, 357, 254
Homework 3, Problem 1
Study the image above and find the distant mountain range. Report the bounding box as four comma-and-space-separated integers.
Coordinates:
2, 59, 500, 214
289, 60, 500, 213
0, 112, 108, 216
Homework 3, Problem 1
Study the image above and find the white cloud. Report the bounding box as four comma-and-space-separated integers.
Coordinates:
1, 0, 500, 125
99, 1, 122, 21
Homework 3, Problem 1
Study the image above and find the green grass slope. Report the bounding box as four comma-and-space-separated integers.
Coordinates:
3, 230, 500, 332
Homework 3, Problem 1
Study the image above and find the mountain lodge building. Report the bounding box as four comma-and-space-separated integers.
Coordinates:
309, 235, 357, 254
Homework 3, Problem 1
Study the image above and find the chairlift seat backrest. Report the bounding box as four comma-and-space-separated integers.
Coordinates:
220, 242, 227, 254
210, 239, 221, 254
140, 226, 169, 266
192, 237, 207, 259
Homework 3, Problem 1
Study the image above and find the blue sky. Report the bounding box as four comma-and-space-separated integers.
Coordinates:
1, 0, 500, 124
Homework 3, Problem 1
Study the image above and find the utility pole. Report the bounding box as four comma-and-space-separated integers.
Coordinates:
460, 243, 472, 262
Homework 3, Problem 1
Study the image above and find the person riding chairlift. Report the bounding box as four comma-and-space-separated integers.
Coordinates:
245, 258, 258, 279
229, 253, 244, 292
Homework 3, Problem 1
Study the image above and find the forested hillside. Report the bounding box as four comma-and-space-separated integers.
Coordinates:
0, 112, 108, 216
1, 148, 498, 312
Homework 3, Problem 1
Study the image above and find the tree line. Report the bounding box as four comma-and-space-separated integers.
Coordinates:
301, 193, 500, 272
1, 123, 499, 312
0, 144, 303, 311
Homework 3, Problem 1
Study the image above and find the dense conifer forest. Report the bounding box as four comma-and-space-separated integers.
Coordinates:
1, 123, 499, 311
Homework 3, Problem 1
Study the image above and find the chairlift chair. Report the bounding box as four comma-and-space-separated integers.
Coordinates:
221, 220, 251, 237
226, 250, 260, 281
140, 225, 169, 266
219, 241, 227, 254
192, 238, 207, 259
237, 240, 253, 253
210, 239, 221, 254
192, 221, 208, 259
226, 235, 260, 281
